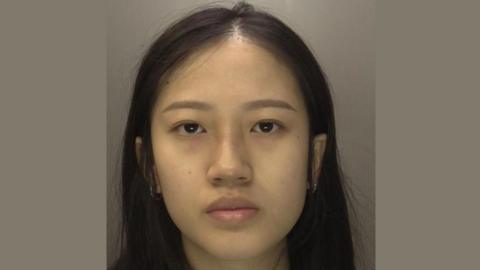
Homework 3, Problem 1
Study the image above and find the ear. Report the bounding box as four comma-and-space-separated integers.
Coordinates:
312, 134, 327, 182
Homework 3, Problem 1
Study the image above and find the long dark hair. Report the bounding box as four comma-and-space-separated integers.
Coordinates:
111, 2, 355, 269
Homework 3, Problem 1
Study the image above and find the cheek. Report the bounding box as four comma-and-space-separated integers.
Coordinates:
155, 163, 204, 231
269, 160, 308, 212
155, 153, 199, 195
151, 144, 203, 220
152, 134, 204, 172
151, 133, 209, 196
251, 136, 308, 223
260, 133, 309, 186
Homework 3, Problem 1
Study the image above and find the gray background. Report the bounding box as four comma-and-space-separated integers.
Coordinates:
107, 0, 375, 268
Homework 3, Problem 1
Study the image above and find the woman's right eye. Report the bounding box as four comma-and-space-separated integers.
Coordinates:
174, 123, 206, 136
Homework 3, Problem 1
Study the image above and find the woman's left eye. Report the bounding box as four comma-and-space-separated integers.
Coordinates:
251, 121, 282, 134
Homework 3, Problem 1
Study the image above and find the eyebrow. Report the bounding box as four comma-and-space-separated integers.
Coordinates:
161, 99, 298, 113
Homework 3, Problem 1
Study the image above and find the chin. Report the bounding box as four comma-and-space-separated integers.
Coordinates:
208, 244, 265, 260
203, 234, 280, 261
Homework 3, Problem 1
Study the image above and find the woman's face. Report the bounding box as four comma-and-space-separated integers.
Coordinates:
142, 38, 326, 262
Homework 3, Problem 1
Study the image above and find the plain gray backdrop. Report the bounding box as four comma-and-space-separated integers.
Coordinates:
107, 0, 374, 268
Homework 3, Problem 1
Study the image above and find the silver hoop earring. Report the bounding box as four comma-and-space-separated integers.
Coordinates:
150, 184, 162, 200
307, 180, 317, 194
143, 160, 161, 200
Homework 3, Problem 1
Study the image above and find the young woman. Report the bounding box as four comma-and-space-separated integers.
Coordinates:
111, 2, 355, 269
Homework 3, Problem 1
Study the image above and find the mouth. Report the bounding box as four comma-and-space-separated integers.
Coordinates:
207, 208, 258, 222
205, 197, 259, 223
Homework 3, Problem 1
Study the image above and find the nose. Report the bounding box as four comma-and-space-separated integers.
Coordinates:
207, 132, 252, 188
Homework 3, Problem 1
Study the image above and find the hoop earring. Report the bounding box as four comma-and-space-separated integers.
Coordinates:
150, 184, 162, 200
307, 180, 317, 194
142, 159, 162, 200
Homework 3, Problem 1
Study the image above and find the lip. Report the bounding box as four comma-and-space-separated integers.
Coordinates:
207, 208, 258, 222
205, 197, 259, 223
205, 196, 259, 213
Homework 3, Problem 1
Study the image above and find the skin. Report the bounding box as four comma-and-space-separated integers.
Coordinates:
136, 37, 327, 270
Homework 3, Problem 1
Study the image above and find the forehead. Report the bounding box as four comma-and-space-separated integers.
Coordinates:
154, 38, 304, 111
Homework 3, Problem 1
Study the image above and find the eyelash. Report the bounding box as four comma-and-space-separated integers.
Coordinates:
172, 120, 284, 136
